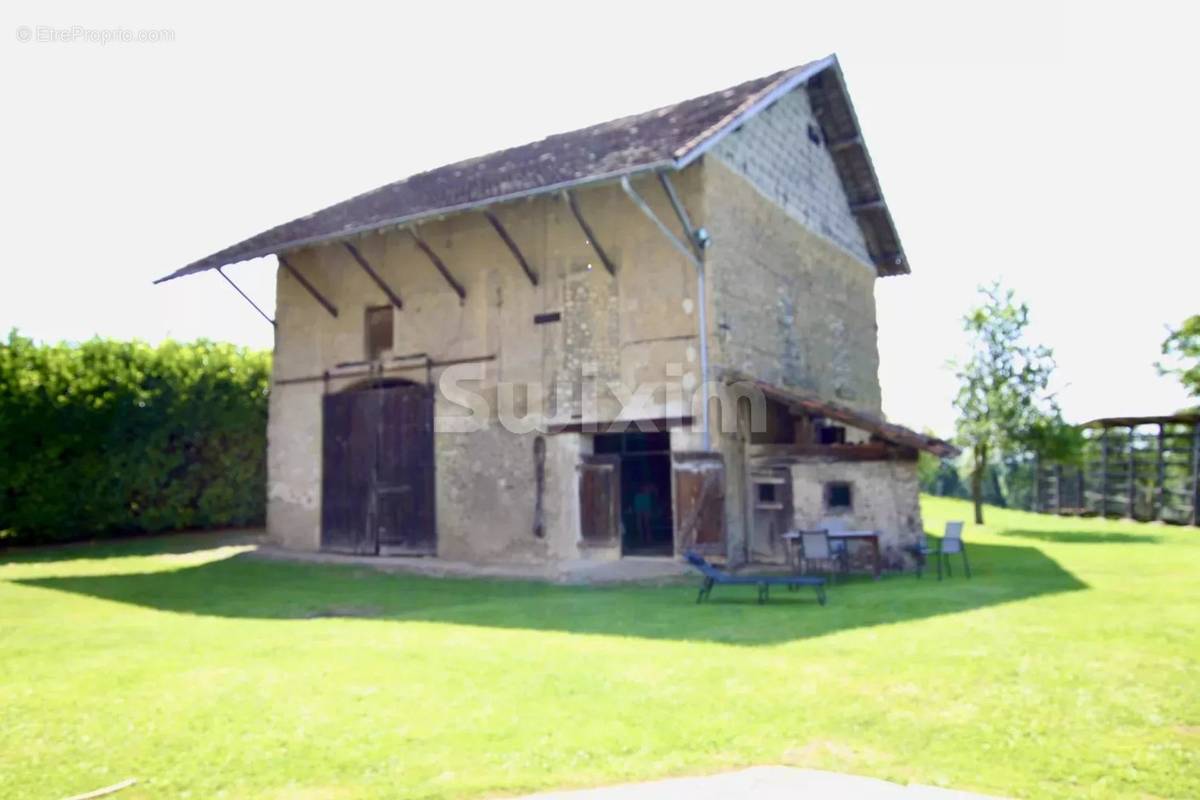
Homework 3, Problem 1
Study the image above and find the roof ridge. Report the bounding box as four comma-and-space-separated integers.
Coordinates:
671, 60, 827, 162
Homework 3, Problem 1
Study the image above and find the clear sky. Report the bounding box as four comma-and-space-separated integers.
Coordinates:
3, 0, 1197, 437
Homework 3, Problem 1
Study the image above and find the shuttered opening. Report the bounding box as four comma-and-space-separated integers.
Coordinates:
672, 452, 727, 556
575, 438, 728, 559
593, 432, 673, 556
578, 454, 621, 547
364, 306, 394, 360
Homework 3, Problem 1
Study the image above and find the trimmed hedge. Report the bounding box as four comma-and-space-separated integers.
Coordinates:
0, 331, 270, 544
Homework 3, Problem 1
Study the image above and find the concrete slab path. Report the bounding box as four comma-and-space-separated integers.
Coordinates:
252, 545, 692, 585
514, 767, 1006, 799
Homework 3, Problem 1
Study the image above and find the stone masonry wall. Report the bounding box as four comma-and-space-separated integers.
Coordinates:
790, 459, 924, 569
709, 87, 870, 264
704, 156, 882, 413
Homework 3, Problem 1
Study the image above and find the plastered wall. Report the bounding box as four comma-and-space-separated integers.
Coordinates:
789, 459, 924, 569
267, 170, 707, 558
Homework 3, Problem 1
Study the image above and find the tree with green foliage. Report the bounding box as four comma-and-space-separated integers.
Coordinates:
1158, 314, 1200, 401
0, 330, 270, 544
952, 284, 1064, 524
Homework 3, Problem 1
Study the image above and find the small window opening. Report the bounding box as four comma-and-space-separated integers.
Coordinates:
365, 306, 394, 361
757, 483, 777, 504
817, 424, 846, 445
826, 481, 853, 510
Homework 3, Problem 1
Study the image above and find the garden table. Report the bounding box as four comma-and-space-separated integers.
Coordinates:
829, 530, 882, 579
785, 529, 883, 579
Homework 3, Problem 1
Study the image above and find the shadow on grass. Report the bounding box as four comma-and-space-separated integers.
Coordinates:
0, 530, 261, 563
995, 528, 1162, 545
9, 538, 1088, 646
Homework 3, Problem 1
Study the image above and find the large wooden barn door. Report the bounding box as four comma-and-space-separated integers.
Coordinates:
375, 385, 436, 555
320, 384, 436, 555
321, 390, 378, 554
673, 453, 726, 556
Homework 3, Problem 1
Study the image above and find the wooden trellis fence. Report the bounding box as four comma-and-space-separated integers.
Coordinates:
1033, 414, 1200, 526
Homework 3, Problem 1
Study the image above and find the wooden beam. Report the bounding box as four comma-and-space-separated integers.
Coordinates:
216, 267, 275, 326
828, 135, 863, 152
409, 231, 466, 301
1127, 431, 1137, 519
657, 171, 704, 260
1080, 465, 1089, 515
1155, 423, 1165, 521
484, 211, 538, 286
748, 442, 917, 462
278, 255, 338, 318
1033, 453, 1042, 511
1055, 463, 1063, 515
620, 176, 701, 269
1192, 422, 1200, 527
344, 243, 402, 309
849, 198, 886, 212
563, 190, 616, 275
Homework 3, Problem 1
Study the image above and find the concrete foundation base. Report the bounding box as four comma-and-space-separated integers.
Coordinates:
516, 766, 1004, 799
251, 545, 691, 585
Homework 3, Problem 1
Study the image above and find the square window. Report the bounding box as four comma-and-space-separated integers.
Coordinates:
817, 424, 846, 445
757, 483, 777, 503
365, 306, 393, 361
825, 481, 852, 509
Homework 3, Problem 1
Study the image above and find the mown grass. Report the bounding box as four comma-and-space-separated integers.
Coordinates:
1, 496, 1197, 799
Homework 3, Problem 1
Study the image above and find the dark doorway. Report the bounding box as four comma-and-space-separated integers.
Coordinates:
321, 382, 436, 556
594, 431, 673, 557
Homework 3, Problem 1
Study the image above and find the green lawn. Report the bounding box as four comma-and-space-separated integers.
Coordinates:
1, 497, 1198, 799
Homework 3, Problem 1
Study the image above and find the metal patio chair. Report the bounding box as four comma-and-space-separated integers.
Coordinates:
816, 517, 851, 574
920, 521, 970, 580
798, 530, 844, 582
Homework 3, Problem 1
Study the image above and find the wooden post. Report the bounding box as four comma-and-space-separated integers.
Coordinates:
1099, 428, 1109, 517
1034, 453, 1043, 512
1127, 426, 1137, 519
1055, 464, 1063, 514
1076, 466, 1085, 516
1154, 423, 1165, 522
1192, 422, 1200, 527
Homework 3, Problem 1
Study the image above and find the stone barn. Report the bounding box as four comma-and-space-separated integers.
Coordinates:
158, 54, 957, 570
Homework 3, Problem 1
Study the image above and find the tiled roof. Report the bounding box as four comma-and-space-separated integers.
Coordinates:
731, 373, 960, 458
158, 55, 908, 282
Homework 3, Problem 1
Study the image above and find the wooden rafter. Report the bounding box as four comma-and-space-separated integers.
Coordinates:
657, 171, 704, 261
343, 243, 402, 309
483, 211, 538, 286
621, 176, 700, 269
827, 135, 863, 152
278, 255, 338, 318
563, 190, 616, 275
409, 230, 466, 301
849, 198, 886, 212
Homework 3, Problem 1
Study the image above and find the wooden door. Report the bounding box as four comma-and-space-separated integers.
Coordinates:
320, 384, 436, 555
673, 452, 726, 556
578, 454, 621, 547
376, 385, 436, 555
321, 390, 378, 554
